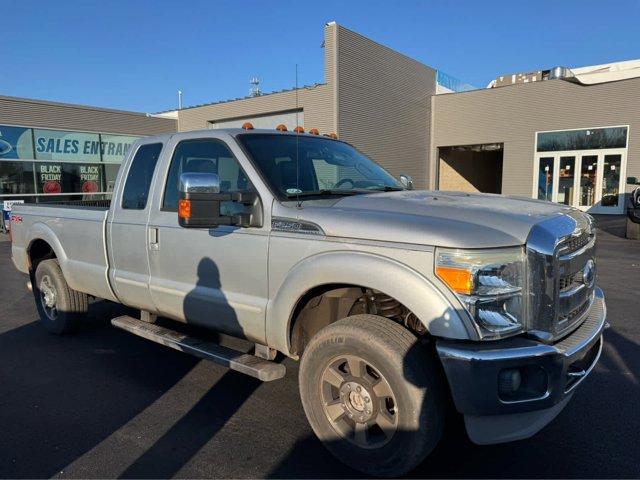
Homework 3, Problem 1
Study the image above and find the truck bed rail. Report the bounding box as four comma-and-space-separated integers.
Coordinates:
24, 198, 111, 209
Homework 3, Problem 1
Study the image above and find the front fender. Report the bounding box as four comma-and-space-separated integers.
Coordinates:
266, 250, 474, 355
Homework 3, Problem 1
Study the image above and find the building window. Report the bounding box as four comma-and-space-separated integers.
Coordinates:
34, 129, 102, 162
34, 162, 104, 195
0, 125, 34, 159
536, 126, 627, 152
0, 124, 141, 201
105, 164, 121, 192
100, 134, 140, 163
0, 161, 35, 195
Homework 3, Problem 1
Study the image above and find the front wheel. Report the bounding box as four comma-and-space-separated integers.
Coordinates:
33, 259, 88, 334
299, 314, 444, 477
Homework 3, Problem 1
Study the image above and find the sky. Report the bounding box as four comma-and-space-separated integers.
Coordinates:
1, 0, 639, 113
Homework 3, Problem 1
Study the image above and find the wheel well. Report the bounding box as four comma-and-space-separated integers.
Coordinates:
289, 284, 427, 357
28, 239, 56, 271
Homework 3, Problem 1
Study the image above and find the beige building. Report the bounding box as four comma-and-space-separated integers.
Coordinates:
3, 22, 637, 215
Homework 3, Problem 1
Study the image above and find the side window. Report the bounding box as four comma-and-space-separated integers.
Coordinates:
162, 138, 254, 212
121, 143, 163, 210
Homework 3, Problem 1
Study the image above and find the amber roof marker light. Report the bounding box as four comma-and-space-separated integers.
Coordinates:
293, 126, 305, 133
242, 122, 254, 130
324, 132, 338, 139
276, 124, 288, 132
309, 128, 320, 135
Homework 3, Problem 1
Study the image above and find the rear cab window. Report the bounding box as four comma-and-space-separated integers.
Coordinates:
121, 143, 163, 210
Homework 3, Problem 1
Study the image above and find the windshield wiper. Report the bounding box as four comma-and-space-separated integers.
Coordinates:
285, 189, 363, 198
366, 186, 404, 192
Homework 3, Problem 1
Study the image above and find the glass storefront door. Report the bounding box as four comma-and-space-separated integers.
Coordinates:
534, 148, 626, 213
578, 155, 598, 208
558, 156, 576, 205
601, 154, 623, 209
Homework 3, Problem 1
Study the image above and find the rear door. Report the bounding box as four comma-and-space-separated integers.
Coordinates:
107, 140, 165, 312
145, 133, 270, 342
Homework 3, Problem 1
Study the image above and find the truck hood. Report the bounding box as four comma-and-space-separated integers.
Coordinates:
280, 190, 577, 248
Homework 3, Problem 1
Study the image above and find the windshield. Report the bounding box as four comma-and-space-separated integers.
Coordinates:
237, 133, 403, 198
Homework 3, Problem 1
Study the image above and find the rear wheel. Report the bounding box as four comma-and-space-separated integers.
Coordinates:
33, 259, 88, 334
299, 314, 444, 477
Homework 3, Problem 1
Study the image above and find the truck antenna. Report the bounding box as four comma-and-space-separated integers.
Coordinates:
295, 64, 301, 209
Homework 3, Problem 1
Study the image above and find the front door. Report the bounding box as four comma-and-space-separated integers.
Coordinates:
146, 136, 269, 343
535, 149, 626, 214
107, 141, 164, 312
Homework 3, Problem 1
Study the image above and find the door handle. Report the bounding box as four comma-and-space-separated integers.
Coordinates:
149, 227, 159, 251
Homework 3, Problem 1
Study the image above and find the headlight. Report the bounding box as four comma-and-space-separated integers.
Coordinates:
435, 247, 525, 340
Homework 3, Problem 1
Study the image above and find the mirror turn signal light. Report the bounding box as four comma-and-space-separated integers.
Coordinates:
435, 266, 473, 295
178, 199, 191, 219
276, 124, 288, 132
242, 122, 254, 130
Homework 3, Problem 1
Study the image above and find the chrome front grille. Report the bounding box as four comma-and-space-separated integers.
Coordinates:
526, 211, 596, 342
559, 273, 577, 291
560, 231, 591, 254
559, 297, 591, 326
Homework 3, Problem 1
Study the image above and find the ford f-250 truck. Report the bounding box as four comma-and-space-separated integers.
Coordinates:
11, 127, 607, 476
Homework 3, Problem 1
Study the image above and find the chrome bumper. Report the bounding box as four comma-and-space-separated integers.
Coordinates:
436, 287, 606, 444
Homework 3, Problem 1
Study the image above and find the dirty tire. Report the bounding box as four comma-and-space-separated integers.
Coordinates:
299, 314, 444, 477
33, 259, 88, 334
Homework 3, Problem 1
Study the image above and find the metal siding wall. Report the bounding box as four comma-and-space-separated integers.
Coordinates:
432, 78, 640, 195
211, 111, 304, 130
0, 96, 176, 135
177, 84, 334, 134
335, 25, 436, 189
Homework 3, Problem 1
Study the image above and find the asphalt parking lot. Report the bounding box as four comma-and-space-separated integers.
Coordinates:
0, 216, 638, 479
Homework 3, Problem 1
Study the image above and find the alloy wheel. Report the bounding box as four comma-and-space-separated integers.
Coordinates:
39, 274, 58, 321
320, 354, 398, 448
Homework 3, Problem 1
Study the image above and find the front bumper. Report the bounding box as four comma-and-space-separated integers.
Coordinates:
436, 286, 606, 444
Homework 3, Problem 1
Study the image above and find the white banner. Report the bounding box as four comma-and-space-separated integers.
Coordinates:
3, 200, 24, 211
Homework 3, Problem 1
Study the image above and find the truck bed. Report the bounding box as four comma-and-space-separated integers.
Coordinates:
10, 202, 117, 302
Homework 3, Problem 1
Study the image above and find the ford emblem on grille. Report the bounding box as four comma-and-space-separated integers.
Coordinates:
583, 259, 595, 288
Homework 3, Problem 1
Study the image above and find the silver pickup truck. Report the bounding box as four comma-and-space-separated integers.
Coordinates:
11, 128, 606, 476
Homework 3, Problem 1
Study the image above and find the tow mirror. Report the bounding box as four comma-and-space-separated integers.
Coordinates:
627, 176, 640, 185
399, 174, 414, 190
177, 172, 262, 228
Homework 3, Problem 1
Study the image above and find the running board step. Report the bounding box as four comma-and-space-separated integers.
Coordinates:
111, 316, 286, 382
